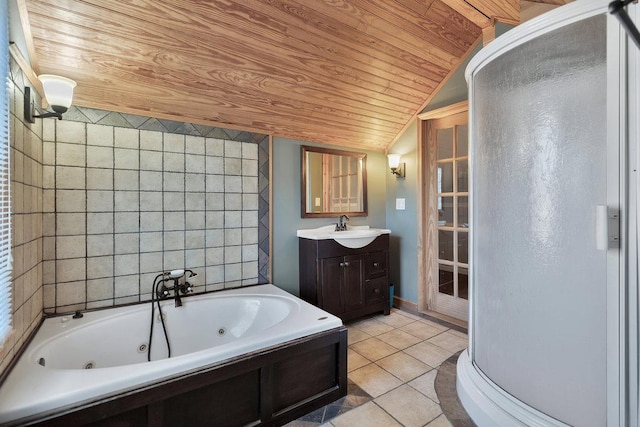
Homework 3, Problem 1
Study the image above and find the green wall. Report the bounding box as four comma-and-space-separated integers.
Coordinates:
385, 121, 419, 302
272, 137, 387, 296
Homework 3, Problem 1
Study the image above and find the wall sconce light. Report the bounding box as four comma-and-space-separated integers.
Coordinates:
388, 153, 406, 178
24, 74, 77, 123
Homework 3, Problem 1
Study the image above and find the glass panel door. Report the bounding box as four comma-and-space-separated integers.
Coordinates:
431, 114, 469, 320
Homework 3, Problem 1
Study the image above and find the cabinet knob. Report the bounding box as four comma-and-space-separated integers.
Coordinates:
373, 288, 380, 294
373, 262, 379, 267
344, 261, 350, 267
339, 262, 344, 267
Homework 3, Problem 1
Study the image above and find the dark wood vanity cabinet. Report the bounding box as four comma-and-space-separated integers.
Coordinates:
299, 234, 390, 322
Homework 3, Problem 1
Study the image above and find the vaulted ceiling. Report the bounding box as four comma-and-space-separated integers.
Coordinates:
18, 0, 521, 152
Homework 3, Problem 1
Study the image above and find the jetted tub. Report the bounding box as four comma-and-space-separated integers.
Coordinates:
0, 284, 345, 425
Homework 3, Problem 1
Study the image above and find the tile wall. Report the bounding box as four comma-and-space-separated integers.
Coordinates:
0, 57, 44, 375
41, 111, 270, 313
1, 56, 270, 376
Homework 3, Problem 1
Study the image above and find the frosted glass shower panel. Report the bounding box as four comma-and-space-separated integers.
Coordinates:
471, 15, 607, 427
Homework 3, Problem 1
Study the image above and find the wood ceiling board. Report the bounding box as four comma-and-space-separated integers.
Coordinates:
31, 0, 443, 103
439, 0, 493, 28
23, 0, 488, 150
465, 0, 520, 24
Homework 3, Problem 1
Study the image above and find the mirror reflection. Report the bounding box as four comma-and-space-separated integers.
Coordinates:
301, 146, 367, 218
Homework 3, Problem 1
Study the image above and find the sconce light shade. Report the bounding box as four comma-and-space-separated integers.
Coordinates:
388, 154, 406, 178
24, 74, 77, 123
39, 75, 76, 110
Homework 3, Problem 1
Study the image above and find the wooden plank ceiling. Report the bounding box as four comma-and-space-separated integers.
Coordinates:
21, 0, 518, 152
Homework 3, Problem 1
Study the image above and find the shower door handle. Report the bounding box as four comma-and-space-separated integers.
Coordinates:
596, 205, 620, 250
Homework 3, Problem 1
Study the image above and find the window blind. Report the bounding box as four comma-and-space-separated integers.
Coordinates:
0, 0, 12, 346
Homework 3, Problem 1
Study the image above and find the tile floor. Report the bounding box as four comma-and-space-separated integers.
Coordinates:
284, 308, 469, 427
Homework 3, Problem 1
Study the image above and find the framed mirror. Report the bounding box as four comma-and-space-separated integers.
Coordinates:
301, 146, 367, 218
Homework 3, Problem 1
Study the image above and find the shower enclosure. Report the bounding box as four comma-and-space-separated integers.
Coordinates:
457, 1, 639, 426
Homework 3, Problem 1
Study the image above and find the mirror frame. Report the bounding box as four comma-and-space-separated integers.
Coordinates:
301, 146, 368, 218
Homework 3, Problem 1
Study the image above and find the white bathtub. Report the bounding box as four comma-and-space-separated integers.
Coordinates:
0, 284, 343, 424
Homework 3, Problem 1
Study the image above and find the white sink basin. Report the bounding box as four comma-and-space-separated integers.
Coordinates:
297, 225, 391, 248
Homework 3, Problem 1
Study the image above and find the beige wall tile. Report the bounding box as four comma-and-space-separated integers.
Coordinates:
140, 130, 162, 151
164, 133, 184, 153
87, 123, 113, 147
87, 168, 114, 190
185, 135, 205, 155
114, 127, 138, 149
56, 121, 86, 145
56, 258, 86, 283
56, 143, 85, 167
57, 235, 86, 259
87, 146, 113, 168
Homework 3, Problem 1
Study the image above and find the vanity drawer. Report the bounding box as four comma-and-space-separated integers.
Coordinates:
365, 278, 388, 305
365, 251, 387, 278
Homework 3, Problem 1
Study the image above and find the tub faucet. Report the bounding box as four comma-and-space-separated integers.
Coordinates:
156, 269, 195, 307
335, 214, 349, 231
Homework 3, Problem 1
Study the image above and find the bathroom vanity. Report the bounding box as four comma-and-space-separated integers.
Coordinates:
298, 226, 391, 322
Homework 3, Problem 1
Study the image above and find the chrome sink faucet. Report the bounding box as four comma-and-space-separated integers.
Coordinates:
335, 214, 349, 231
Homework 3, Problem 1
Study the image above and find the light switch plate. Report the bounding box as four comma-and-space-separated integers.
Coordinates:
396, 198, 405, 210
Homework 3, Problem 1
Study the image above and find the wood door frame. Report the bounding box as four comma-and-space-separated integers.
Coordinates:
416, 101, 468, 314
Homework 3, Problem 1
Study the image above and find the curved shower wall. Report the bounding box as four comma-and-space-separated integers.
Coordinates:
456, 1, 634, 426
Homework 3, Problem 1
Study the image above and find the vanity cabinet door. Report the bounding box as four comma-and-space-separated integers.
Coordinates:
319, 255, 365, 316
342, 255, 365, 313
319, 256, 346, 315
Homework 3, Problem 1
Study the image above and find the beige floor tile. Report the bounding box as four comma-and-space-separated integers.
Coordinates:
350, 337, 399, 361
347, 326, 371, 345
318, 423, 335, 427
418, 318, 450, 333
400, 321, 447, 340
283, 421, 321, 427
404, 341, 453, 367
409, 369, 439, 403
376, 311, 416, 328
427, 414, 454, 426
348, 363, 403, 397
427, 331, 468, 353
392, 309, 422, 321
375, 384, 442, 427
348, 348, 371, 372
349, 317, 396, 336
330, 401, 401, 427
377, 328, 423, 350
447, 328, 468, 339
376, 351, 433, 382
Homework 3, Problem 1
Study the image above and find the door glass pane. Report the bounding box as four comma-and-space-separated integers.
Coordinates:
458, 196, 469, 228
438, 196, 453, 226
439, 265, 454, 296
457, 125, 468, 156
437, 162, 453, 193
457, 160, 468, 192
458, 231, 468, 264
458, 267, 468, 300
437, 128, 453, 159
438, 230, 454, 261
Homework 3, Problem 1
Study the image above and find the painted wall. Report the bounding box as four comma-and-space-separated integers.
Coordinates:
385, 121, 418, 302
272, 138, 387, 296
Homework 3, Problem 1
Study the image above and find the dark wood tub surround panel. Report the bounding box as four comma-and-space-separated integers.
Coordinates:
12, 327, 347, 427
